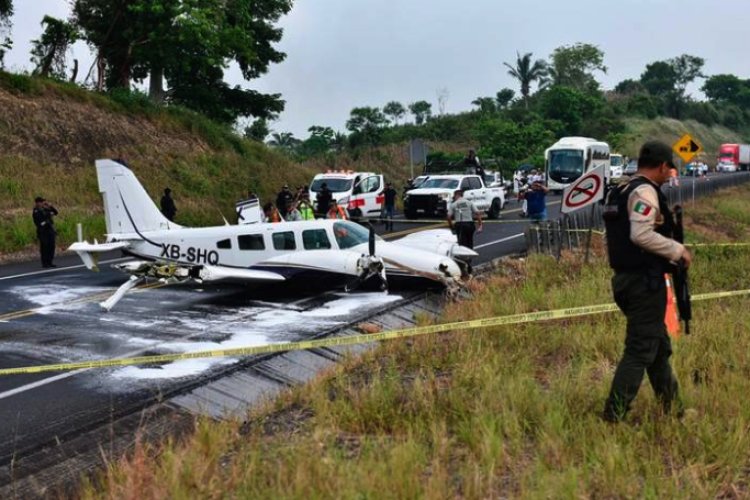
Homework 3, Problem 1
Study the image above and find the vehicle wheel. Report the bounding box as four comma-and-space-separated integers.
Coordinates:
488, 199, 501, 219
405, 209, 418, 219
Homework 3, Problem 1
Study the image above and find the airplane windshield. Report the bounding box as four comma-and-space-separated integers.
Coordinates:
420, 178, 459, 189
311, 178, 353, 193
333, 221, 373, 249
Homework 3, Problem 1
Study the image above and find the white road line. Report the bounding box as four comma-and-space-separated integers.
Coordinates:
0, 294, 324, 401
474, 233, 525, 250
0, 257, 131, 282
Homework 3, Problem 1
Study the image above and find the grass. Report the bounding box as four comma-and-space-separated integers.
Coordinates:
77, 184, 750, 499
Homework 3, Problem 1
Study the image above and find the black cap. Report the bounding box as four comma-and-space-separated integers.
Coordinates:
35, 196, 45, 203
639, 141, 676, 169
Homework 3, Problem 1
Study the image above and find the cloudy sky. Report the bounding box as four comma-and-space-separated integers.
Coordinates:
5, 0, 750, 137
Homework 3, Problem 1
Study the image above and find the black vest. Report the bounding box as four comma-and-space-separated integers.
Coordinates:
603, 176, 675, 273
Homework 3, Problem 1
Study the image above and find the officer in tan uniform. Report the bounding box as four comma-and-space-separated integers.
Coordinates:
602, 140, 692, 422
447, 189, 482, 249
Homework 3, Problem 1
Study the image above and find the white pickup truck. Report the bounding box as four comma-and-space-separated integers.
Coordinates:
403, 174, 506, 219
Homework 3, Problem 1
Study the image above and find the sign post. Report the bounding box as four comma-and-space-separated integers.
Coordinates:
672, 134, 703, 207
560, 165, 607, 263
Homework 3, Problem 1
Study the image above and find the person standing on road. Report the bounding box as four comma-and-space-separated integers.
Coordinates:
327, 200, 348, 220
276, 184, 294, 217
297, 194, 315, 221
32, 197, 59, 268
160, 188, 177, 222
601, 140, 692, 423
524, 180, 549, 222
381, 182, 398, 231
316, 182, 333, 218
447, 189, 482, 249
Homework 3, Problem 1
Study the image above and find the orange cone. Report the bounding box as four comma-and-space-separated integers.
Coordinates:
664, 274, 680, 339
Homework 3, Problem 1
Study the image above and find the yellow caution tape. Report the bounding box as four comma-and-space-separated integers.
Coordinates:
686, 242, 750, 248
0, 288, 747, 377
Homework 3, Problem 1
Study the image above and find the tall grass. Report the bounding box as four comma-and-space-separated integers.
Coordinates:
77, 185, 750, 499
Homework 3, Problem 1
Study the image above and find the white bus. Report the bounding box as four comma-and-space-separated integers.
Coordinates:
545, 137, 610, 192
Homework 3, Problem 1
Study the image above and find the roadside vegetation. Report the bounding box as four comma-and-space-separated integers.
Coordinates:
80, 184, 750, 498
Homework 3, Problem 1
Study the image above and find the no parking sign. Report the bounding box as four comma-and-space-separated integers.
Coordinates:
561, 165, 606, 214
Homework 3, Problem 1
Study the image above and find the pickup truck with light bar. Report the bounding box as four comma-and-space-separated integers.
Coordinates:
403, 174, 506, 219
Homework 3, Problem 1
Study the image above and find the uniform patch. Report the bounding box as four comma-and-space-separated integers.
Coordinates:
634, 201, 653, 216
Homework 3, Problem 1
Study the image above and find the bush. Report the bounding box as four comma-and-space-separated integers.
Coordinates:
0, 71, 43, 95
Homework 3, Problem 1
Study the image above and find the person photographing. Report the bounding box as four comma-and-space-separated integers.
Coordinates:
601, 140, 692, 422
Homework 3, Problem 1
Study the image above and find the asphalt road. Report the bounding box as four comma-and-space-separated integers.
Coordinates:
0, 194, 555, 469
0, 171, 741, 472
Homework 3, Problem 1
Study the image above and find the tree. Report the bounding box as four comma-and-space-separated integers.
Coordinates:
640, 61, 677, 96
346, 106, 387, 145
539, 86, 600, 136
548, 43, 607, 92
614, 79, 646, 95
244, 118, 270, 142
503, 52, 547, 108
495, 88, 515, 108
408, 100, 432, 124
298, 125, 336, 157
30, 16, 79, 79
471, 96, 496, 114
474, 118, 554, 166
702, 74, 745, 103
383, 101, 406, 124
671, 54, 705, 97
267, 132, 300, 151
73, 0, 291, 123
0, 0, 11, 67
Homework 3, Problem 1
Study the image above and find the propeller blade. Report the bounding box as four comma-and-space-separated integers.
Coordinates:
368, 223, 376, 256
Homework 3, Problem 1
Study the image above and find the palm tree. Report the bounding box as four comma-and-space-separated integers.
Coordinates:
503, 51, 548, 109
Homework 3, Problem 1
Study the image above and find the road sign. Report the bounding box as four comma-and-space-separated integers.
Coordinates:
673, 134, 703, 164
561, 165, 606, 214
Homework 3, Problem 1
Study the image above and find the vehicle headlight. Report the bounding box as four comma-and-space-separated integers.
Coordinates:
338, 196, 349, 206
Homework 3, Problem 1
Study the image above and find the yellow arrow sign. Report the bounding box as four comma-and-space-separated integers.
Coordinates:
673, 134, 703, 164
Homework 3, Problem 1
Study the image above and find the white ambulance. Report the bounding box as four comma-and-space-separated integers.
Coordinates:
309, 170, 385, 219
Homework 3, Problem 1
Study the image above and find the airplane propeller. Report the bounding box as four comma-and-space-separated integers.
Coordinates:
345, 223, 388, 292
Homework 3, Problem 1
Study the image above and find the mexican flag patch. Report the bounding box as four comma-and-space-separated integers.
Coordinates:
634, 201, 653, 216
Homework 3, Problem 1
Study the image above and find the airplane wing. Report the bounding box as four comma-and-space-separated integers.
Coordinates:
391, 229, 478, 259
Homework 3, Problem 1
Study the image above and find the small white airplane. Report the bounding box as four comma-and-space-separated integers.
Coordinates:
69, 159, 478, 310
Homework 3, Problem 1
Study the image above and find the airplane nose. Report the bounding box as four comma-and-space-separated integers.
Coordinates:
438, 259, 462, 279
451, 244, 478, 259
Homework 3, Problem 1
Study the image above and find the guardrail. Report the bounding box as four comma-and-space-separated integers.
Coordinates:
526, 172, 750, 258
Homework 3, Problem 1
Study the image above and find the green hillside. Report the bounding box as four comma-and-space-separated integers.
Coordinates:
0, 73, 317, 257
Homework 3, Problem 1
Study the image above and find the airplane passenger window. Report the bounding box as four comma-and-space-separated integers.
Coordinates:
216, 239, 232, 249
272, 231, 296, 250
238, 234, 265, 250
302, 229, 331, 250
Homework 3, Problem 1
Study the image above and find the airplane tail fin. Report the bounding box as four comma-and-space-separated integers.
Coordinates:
96, 159, 181, 238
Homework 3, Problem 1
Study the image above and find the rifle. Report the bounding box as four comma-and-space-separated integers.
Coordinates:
672, 205, 692, 334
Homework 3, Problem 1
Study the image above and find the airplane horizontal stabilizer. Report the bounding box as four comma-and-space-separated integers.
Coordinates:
198, 266, 286, 283
68, 241, 131, 271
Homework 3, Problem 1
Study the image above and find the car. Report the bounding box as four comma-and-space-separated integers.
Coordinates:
624, 160, 638, 176
717, 160, 738, 173
404, 174, 506, 219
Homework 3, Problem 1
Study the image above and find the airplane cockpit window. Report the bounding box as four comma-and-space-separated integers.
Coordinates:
217, 239, 232, 249
272, 231, 297, 250
302, 229, 331, 250
238, 234, 265, 250
333, 221, 370, 249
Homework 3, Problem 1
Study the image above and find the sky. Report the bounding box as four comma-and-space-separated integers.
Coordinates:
5, 0, 750, 137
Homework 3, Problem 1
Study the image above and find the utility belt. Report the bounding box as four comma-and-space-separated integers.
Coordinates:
614, 261, 671, 292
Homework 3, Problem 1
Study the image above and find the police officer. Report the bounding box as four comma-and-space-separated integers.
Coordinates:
463, 149, 485, 178
602, 140, 692, 422
316, 183, 333, 218
32, 196, 59, 268
447, 189, 482, 249
276, 184, 294, 217
382, 182, 398, 231
160, 188, 177, 222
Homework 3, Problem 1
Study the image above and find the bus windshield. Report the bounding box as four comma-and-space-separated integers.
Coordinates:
311, 178, 353, 193
548, 149, 585, 183
610, 155, 624, 167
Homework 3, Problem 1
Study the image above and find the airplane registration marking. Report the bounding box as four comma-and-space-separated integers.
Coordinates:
160, 244, 220, 265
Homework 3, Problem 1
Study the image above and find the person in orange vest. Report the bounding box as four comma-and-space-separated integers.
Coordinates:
326, 200, 347, 220
263, 202, 282, 223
